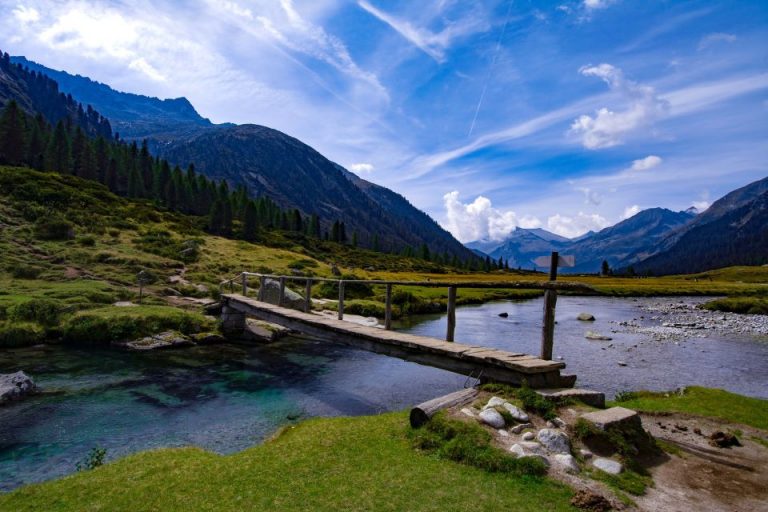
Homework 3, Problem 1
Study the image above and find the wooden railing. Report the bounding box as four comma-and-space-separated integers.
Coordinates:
220, 272, 596, 360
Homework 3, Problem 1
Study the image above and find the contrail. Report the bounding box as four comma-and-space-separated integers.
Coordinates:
468, 0, 514, 137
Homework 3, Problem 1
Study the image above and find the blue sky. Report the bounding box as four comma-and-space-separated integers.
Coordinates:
2, 0, 767, 240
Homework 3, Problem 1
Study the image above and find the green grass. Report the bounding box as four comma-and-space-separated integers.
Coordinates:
611, 386, 768, 430
0, 412, 575, 512
589, 467, 652, 497
700, 296, 768, 315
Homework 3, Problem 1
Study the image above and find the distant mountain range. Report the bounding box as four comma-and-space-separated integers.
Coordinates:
12, 55, 474, 260
467, 176, 767, 275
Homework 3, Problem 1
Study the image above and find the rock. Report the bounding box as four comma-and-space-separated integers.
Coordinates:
460, 407, 476, 418
519, 441, 547, 455
570, 490, 612, 512
113, 301, 136, 307
546, 421, 556, 428
478, 408, 506, 429
553, 453, 580, 473
498, 429, 509, 437
536, 388, 606, 409
522, 431, 535, 441
581, 407, 641, 431
122, 331, 193, 351
195, 284, 209, 293
580, 449, 593, 459
520, 454, 549, 466
484, 396, 506, 409
552, 417, 567, 428
510, 443, 526, 458
498, 312, 509, 318
260, 279, 305, 311
502, 403, 530, 422
536, 429, 571, 454
593, 457, 623, 475
510, 422, 533, 434
162, 287, 182, 296
203, 302, 222, 315
617, 361, 627, 366
577, 312, 596, 321
330, 265, 342, 276
0, 371, 37, 404
709, 431, 741, 448
189, 332, 226, 345
242, 319, 292, 343
585, 331, 612, 341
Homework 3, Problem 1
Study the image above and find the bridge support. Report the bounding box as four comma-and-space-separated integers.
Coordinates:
220, 303, 246, 337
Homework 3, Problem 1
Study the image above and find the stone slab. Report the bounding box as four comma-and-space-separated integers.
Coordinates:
537, 388, 606, 409
581, 406, 640, 430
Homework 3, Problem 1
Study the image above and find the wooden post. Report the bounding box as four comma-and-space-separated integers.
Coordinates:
446, 286, 457, 342
258, 275, 266, 301
242, 273, 248, 296
540, 251, 558, 360
384, 283, 392, 330
338, 280, 345, 320
304, 279, 312, 313
410, 388, 479, 428
279, 277, 286, 307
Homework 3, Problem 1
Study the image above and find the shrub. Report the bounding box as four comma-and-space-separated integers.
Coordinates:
517, 382, 557, 421
77, 236, 96, 246
0, 322, 45, 347
34, 218, 75, 240
10, 265, 43, 279
288, 258, 319, 270
76, 447, 107, 472
9, 298, 66, 326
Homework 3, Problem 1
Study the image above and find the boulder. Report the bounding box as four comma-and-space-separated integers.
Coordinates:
536, 428, 571, 454
502, 403, 530, 422
553, 453, 580, 473
511, 422, 534, 434
0, 371, 37, 404
518, 441, 547, 456
483, 396, 506, 409
593, 457, 623, 475
478, 408, 506, 429
510, 444, 526, 458
570, 490, 612, 512
581, 407, 641, 431
189, 332, 227, 345
577, 312, 596, 321
498, 312, 509, 318
260, 279, 305, 311
242, 318, 292, 343
122, 332, 194, 351
460, 407, 476, 418
522, 431, 535, 441
585, 331, 612, 341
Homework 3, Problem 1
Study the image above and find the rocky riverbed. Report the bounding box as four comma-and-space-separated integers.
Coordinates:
609, 298, 768, 343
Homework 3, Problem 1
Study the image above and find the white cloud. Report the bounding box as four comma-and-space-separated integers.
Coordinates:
349, 163, 374, 174
583, 0, 615, 10
698, 32, 736, 51
630, 155, 662, 171
621, 205, 641, 219
128, 57, 165, 82
692, 200, 710, 211
577, 186, 602, 205
12, 5, 39, 23
357, 1, 487, 63
442, 191, 541, 243
220, 1, 253, 20
570, 63, 668, 149
547, 212, 610, 238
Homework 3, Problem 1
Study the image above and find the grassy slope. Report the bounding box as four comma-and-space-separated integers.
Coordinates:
611, 386, 768, 430
0, 413, 574, 512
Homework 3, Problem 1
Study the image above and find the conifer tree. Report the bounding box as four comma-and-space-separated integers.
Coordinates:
0, 101, 26, 165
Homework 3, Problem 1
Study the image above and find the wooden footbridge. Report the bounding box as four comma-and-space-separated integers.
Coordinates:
219, 269, 595, 389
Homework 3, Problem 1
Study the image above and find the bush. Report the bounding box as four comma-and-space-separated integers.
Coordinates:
316, 277, 374, 300
62, 306, 215, 344
10, 265, 43, 279
9, 298, 66, 326
410, 411, 547, 476
516, 383, 557, 421
34, 218, 75, 240
0, 322, 45, 347
77, 236, 96, 246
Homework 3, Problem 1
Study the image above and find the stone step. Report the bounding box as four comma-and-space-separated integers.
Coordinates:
536, 388, 606, 409
580, 406, 640, 430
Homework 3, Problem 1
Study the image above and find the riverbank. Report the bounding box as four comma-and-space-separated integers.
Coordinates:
1, 386, 765, 511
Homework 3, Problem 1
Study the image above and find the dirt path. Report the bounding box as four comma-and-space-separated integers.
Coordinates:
636, 412, 768, 512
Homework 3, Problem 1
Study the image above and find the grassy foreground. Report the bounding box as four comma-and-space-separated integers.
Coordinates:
612, 386, 768, 430
0, 413, 574, 512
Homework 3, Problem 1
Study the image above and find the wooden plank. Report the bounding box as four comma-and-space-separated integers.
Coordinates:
410, 388, 478, 428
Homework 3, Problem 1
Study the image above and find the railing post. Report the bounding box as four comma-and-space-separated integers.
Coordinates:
258, 275, 266, 301
304, 278, 312, 313
338, 280, 345, 320
242, 273, 248, 296
385, 283, 392, 330
540, 251, 559, 360
279, 276, 286, 307
446, 286, 457, 342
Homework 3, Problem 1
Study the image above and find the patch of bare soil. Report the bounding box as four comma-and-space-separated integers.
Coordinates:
63, 266, 82, 279
636, 412, 768, 512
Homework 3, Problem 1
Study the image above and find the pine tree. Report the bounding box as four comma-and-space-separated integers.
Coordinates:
0, 101, 27, 166
45, 121, 72, 173
243, 201, 259, 241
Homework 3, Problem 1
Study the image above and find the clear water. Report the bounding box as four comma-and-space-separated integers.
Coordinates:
1, 296, 766, 491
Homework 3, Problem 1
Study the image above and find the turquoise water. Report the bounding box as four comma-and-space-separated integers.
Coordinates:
1, 296, 767, 491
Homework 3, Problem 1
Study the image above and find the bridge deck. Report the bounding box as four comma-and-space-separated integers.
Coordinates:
221, 294, 571, 388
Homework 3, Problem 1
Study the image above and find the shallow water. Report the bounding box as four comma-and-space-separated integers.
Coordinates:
1, 296, 766, 491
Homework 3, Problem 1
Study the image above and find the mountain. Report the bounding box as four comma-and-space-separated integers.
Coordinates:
1, 51, 112, 138
632, 179, 768, 274
13, 55, 474, 260
566, 208, 695, 273
11, 56, 214, 139
481, 228, 571, 270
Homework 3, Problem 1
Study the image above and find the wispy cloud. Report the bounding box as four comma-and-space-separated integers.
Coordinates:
630, 155, 662, 171
349, 162, 374, 174
570, 63, 668, 149
358, 0, 488, 63
698, 32, 736, 50
547, 212, 610, 238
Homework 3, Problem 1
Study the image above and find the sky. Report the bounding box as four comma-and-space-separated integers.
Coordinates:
2, 0, 767, 241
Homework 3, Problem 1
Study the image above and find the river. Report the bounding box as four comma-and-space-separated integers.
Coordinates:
1, 296, 766, 491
